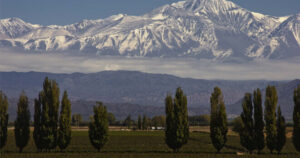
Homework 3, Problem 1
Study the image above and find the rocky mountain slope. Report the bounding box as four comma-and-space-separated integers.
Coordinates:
0, 0, 299, 60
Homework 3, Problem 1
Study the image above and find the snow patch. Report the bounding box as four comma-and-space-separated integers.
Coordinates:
277, 16, 290, 23
251, 12, 265, 20
152, 14, 167, 20
171, 1, 185, 8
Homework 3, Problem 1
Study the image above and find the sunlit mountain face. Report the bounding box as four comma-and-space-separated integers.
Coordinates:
0, 0, 299, 61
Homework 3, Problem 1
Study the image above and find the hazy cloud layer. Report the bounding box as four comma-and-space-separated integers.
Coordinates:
0, 50, 299, 80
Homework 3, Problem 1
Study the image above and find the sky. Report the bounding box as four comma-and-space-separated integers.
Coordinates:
0, 0, 299, 25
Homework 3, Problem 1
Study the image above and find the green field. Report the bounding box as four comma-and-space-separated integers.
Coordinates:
1, 130, 300, 158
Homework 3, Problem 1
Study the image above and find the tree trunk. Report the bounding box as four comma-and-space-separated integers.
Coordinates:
19, 148, 23, 153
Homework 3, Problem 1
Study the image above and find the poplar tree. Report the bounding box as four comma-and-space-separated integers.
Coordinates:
276, 106, 286, 154
58, 91, 72, 150
164, 87, 189, 152
33, 94, 42, 151
210, 87, 228, 152
72, 114, 82, 127
173, 87, 189, 150
165, 95, 176, 151
253, 88, 265, 153
0, 91, 9, 150
240, 93, 255, 153
138, 115, 142, 130
293, 85, 300, 151
14, 92, 30, 153
264, 85, 278, 153
33, 77, 60, 151
124, 115, 132, 129
89, 102, 109, 152
142, 115, 148, 130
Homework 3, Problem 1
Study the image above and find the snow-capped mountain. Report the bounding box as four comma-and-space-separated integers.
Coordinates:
0, 0, 299, 60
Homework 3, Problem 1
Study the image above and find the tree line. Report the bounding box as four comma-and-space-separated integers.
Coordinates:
1, 77, 300, 154
207, 85, 300, 155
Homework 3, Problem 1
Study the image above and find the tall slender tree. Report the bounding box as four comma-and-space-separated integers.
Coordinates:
165, 87, 189, 152
14, 92, 30, 153
264, 85, 278, 153
107, 113, 116, 125
58, 91, 72, 150
165, 95, 176, 151
239, 93, 256, 153
276, 106, 286, 154
72, 114, 82, 127
138, 115, 142, 130
142, 115, 148, 130
0, 91, 9, 150
33, 94, 42, 151
210, 87, 228, 152
173, 87, 189, 150
253, 88, 265, 153
293, 85, 300, 151
89, 102, 109, 152
124, 115, 132, 129
33, 77, 60, 151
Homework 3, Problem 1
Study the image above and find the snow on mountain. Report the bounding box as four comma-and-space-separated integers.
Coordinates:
0, 18, 38, 38
0, 0, 299, 60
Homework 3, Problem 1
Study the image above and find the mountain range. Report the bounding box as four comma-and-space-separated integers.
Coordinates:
1, 70, 299, 119
0, 0, 299, 61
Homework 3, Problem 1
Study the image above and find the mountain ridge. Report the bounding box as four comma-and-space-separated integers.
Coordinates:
0, 0, 299, 60
0, 70, 298, 118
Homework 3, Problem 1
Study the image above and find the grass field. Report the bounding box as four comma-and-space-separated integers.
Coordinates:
1, 128, 300, 158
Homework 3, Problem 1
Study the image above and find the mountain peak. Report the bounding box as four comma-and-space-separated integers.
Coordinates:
182, 0, 240, 12
0, 17, 26, 24
0, 0, 299, 60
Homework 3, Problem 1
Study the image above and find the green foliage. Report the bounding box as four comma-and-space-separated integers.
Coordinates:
58, 91, 72, 150
151, 115, 166, 129
276, 106, 286, 154
231, 116, 243, 133
165, 87, 189, 152
293, 85, 300, 152
33, 94, 42, 151
264, 85, 278, 153
240, 93, 256, 153
0, 91, 9, 149
189, 114, 210, 126
89, 102, 109, 151
165, 95, 176, 150
253, 88, 265, 153
14, 92, 30, 153
142, 115, 148, 130
33, 77, 60, 151
124, 115, 133, 129
72, 113, 83, 127
107, 113, 116, 125
174, 87, 189, 147
210, 87, 228, 152
138, 115, 142, 130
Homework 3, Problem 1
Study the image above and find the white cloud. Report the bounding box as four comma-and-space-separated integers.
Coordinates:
0, 50, 299, 80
